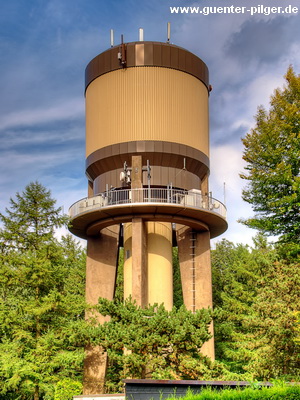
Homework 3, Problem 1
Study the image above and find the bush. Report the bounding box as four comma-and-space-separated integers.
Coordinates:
54, 379, 82, 400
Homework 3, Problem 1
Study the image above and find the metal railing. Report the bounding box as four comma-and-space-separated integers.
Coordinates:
69, 188, 227, 220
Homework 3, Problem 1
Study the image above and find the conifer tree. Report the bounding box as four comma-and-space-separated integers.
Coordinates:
211, 238, 267, 375
212, 237, 300, 381
88, 298, 226, 393
0, 182, 86, 400
246, 259, 300, 380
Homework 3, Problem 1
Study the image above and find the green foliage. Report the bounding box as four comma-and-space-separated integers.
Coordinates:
245, 259, 300, 379
212, 237, 300, 381
173, 247, 184, 308
0, 179, 299, 397
88, 298, 225, 392
54, 378, 82, 400
0, 181, 68, 252
114, 248, 124, 303
0, 182, 86, 400
240, 67, 300, 245
167, 385, 300, 400
212, 238, 271, 375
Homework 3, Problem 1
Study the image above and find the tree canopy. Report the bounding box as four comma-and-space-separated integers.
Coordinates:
212, 237, 300, 381
0, 174, 299, 399
86, 298, 226, 393
0, 182, 86, 400
240, 67, 300, 245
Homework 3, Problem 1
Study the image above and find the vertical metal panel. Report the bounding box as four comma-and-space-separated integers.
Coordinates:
144, 43, 154, 65
135, 44, 145, 66
126, 44, 135, 65
170, 46, 179, 69
110, 47, 120, 71
178, 48, 186, 72
161, 45, 171, 67
185, 51, 192, 72
153, 43, 162, 65
104, 51, 111, 73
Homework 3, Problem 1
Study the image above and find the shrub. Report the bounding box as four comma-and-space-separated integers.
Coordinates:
54, 379, 82, 400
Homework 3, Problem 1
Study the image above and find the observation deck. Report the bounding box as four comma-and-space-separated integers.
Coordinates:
69, 188, 227, 240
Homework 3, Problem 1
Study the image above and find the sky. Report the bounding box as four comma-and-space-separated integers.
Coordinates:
0, 0, 299, 247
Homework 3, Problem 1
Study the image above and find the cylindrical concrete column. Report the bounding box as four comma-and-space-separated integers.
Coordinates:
147, 222, 173, 310
123, 223, 133, 302
124, 221, 173, 310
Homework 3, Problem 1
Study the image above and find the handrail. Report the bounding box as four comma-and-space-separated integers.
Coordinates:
69, 188, 227, 220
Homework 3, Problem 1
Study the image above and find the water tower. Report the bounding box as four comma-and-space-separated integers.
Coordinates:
69, 28, 227, 394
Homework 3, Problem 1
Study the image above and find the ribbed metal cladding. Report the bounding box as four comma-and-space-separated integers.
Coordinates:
85, 67, 209, 159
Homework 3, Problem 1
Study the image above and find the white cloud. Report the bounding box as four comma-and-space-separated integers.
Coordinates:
210, 143, 257, 245
0, 98, 84, 131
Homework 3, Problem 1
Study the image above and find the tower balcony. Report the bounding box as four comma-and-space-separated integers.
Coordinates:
69, 188, 227, 240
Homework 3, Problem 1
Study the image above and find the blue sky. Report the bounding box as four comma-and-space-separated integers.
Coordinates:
1, 0, 299, 246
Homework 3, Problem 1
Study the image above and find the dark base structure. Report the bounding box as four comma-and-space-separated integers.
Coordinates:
123, 379, 273, 400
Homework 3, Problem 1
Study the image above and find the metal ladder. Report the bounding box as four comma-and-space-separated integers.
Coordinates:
189, 230, 196, 313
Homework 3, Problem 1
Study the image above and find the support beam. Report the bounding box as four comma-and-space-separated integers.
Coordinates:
131, 218, 148, 307
201, 174, 209, 196
194, 230, 215, 360
176, 226, 215, 360
84, 225, 120, 395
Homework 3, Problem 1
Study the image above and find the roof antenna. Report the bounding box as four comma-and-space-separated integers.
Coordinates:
118, 34, 126, 67
139, 27, 144, 41
110, 29, 114, 47
167, 22, 171, 43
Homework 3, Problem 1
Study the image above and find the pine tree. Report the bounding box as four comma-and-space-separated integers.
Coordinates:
87, 298, 226, 393
0, 182, 86, 400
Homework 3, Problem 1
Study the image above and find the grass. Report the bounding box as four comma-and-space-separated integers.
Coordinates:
166, 385, 300, 400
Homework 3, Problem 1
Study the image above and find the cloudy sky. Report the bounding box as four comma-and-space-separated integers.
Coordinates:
1, 0, 299, 246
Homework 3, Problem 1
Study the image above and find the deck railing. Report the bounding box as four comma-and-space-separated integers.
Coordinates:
69, 188, 227, 220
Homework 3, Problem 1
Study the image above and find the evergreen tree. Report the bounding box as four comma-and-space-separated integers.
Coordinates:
87, 298, 226, 393
212, 239, 265, 375
212, 237, 300, 381
173, 247, 184, 308
0, 183, 86, 400
246, 259, 300, 380
240, 67, 300, 245
0, 182, 68, 252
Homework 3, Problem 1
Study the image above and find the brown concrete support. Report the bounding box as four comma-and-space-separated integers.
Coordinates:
194, 230, 215, 360
88, 180, 94, 197
176, 226, 215, 360
201, 174, 209, 196
131, 155, 143, 202
131, 217, 148, 307
84, 225, 120, 395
